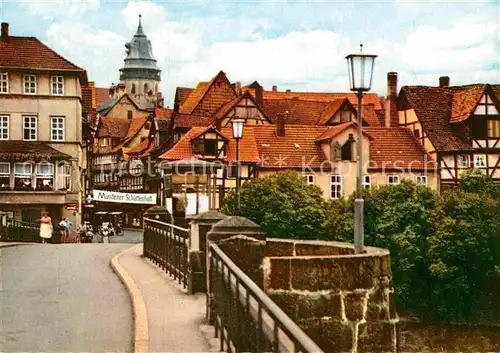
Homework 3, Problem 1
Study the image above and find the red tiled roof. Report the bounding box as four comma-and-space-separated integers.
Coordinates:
159, 127, 260, 163
0, 36, 84, 72
95, 87, 110, 108
173, 112, 213, 129
179, 82, 210, 114
97, 117, 130, 138
253, 125, 331, 168
220, 127, 260, 163
317, 99, 348, 125
126, 117, 148, 140
315, 122, 367, 142
261, 90, 383, 110
213, 96, 242, 120
363, 105, 384, 127
176, 87, 194, 106
262, 99, 329, 125
450, 85, 485, 123
401, 86, 471, 151
155, 107, 173, 119
364, 127, 436, 170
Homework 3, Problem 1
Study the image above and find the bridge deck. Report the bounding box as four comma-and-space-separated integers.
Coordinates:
117, 244, 209, 352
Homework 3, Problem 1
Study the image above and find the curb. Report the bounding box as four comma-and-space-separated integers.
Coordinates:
110, 244, 149, 353
0, 242, 38, 248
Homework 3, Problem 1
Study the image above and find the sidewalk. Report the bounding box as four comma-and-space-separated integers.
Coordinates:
116, 244, 211, 353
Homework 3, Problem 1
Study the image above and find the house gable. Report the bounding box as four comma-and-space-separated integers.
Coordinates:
190, 71, 238, 117
214, 91, 271, 127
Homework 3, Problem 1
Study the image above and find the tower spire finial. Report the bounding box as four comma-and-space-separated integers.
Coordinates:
135, 14, 145, 36
360, 43, 363, 53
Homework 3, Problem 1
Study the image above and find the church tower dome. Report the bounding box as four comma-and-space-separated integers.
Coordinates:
118, 15, 162, 108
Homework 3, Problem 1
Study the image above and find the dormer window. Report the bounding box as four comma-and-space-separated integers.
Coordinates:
0, 73, 8, 93
341, 134, 355, 161
193, 139, 217, 155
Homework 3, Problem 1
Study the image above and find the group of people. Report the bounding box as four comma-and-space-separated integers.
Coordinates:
39, 213, 74, 244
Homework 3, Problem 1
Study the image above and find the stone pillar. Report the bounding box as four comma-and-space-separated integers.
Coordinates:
187, 210, 227, 294
205, 216, 266, 323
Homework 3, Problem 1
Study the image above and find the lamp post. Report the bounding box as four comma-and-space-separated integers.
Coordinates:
232, 119, 244, 214
346, 44, 377, 254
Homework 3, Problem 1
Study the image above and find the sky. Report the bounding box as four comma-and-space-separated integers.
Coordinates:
1, 0, 499, 106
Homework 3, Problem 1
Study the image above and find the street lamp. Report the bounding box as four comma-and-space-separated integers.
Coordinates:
346, 44, 377, 254
232, 119, 244, 213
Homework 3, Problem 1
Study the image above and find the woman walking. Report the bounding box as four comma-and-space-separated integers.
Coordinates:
39, 212, 53, 244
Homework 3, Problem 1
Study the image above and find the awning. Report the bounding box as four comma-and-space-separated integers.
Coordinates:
95, 211, 108, 215
0, 141, 72, 161
108, 212, 123, 215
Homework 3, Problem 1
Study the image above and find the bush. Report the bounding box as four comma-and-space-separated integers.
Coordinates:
221, 171, 327, 239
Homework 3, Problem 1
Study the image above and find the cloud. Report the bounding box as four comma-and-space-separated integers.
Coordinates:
20, 0, 99, 19
46, 21, 126, 84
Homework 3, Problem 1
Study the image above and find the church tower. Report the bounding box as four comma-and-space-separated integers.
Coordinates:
117, 15, 162, 108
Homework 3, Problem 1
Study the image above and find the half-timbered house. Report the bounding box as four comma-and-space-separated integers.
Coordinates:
397, 75, 500, 190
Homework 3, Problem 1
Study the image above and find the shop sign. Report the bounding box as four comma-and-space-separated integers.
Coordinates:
92, 189, 157, 205
65, 204, 78, 211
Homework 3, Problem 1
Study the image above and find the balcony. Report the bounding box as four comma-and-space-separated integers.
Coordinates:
0, 189, 70, 204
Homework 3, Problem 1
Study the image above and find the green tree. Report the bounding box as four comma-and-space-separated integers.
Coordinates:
221, 171, 327, 239
427, 187, 500, 322
459, 169, 500, 197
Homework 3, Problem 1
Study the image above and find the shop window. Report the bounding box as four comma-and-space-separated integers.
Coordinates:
36, 163, 54, 190
14, 163, 33, 190
0, 162, 10, 189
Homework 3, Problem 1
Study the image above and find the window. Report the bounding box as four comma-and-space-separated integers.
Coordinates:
100, 138, 109, 147
303, 174, 315, 186
144, 83, 149, 94
51, 117, 64, 141
0, 72, 8, 93
330, 175, 342, 199
131, 84, 136, 94
341, 139, 353, 161
51, 76, 64, 95
416, 175, 428, 185
14, 163, 33, 190
474, 155, 486, 168
193, 139, 217, 155
58, 163, 71, 190
471, 120, 487, 139
458, 154, 471, 168
24, 74, 36, 94
488, 120, 500, 138
226, 164, 239, 178
145, 122, 151, 130
0, 162, 10, 189
0, 115, 8, 140
35, 163, 54, 190
414, 129, 420, 138
23, 116, 37, 141
387, 175, 400, 185
363, 175, 371, 190
127, 110, 133, 120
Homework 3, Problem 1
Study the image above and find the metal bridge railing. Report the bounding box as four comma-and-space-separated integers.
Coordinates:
143, 217, 189, 288
209, 242, 324, 353
1, 219, 41, 243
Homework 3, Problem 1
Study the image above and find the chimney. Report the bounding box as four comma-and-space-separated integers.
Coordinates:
439, 76, 450, 87
276, 113, 286, 137
272, 85, 278, 92
254, 82, 263, 107
234, 81, 241, 95
387, 72, 398, 127
1, 22, 8, 38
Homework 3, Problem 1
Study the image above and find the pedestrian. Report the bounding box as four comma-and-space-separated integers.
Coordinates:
65, 217, 73, 243
39, 212, 53, 244
59, 218, 67, 243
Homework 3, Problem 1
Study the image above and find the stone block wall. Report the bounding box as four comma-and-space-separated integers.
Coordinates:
263, 239, 398, 353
